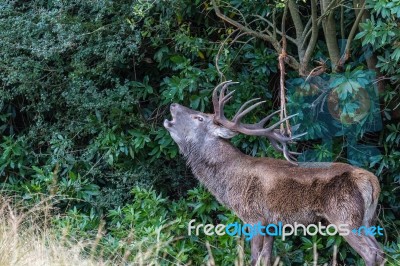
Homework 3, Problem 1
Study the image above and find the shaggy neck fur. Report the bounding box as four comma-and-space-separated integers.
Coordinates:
181, 137, 245, 206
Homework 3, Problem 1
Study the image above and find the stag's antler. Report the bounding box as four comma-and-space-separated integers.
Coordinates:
212, 80, 306, 165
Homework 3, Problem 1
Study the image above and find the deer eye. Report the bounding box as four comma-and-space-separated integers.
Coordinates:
194, 116, 204, 122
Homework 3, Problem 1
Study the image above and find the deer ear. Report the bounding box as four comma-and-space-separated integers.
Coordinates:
213, 126, 238, 139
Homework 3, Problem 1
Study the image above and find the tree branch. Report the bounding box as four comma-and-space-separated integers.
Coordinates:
302, 17, 313, 40
340, 5, 345, 40
301, 0, 319, 75
288, 0, 307, 65
211, 0, 281, 51
318, 0, 343, 24
255, 15, 297, 45
211, 0, 300, 70
288, 0, 304, 40
302, 0, 342, 49
321, 0, 341, 70
337, 1, 366, 68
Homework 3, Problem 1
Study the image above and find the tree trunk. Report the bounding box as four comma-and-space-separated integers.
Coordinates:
321, 0, 341, 71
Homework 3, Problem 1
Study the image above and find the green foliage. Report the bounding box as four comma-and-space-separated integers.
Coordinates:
357, 0, 400, 78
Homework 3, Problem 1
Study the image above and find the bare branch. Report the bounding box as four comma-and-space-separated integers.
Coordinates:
321, 0, 341, 70
302, 17, 313, 40
303, 0, 343, 48
301, 0, 319, 75
211, 0, 281, 51
288, 0, 304, 39
211, 0, 300, 70
254, 15, 297, 45
319, 0, 344, 23
340, 5, 345, 40
337, 1, 366, 68
215, 29, 240, 80
281, 4, 288, 54
215, 31, 258, 80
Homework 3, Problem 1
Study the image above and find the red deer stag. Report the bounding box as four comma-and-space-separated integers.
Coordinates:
163, 81, 384, 266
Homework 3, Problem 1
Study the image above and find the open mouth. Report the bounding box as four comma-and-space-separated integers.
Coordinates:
163, 118, 174, 128
163, 108, 176, 128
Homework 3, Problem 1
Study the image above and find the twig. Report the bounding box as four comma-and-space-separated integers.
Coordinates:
215, 29, 240, 79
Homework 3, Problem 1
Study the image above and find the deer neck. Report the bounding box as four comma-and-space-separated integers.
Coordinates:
183, 138, 246, 204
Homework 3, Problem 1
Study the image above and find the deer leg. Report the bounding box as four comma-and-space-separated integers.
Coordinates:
262, 235, 274, 266
250, 234, 274, 266
364, 212, 385, 264
325, 211, 380, 266
366, 236, 385, 265
342, 233, 378, 266
251, 234, 264, 266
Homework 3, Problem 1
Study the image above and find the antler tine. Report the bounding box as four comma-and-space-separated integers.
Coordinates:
212, 81, 232, 115
241, 109, 281, 130
232, 98, 260, 120
256, 109, 281, 128
269, 139, 299, 164
212, 80, 239, 118
291, 132, 308, 140
229, 114, 299, 136
221, 90, 236, 104
283, 145, 298, 165
263, 113, 298, 132
269, 138, 301, 155
233, 100, 266, 123
269, 139, 297, 162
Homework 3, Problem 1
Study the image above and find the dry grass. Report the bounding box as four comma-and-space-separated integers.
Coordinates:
0, 195, 185, 266
0, 196, 110, 266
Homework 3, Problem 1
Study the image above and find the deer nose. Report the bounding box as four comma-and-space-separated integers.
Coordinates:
171, 103, 178, 109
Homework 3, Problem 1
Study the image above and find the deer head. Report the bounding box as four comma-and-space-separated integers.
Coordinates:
164, 80, 305, 164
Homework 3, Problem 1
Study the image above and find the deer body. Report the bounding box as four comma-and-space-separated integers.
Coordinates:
185, 136, 379, 226
164, 82, 384, 266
